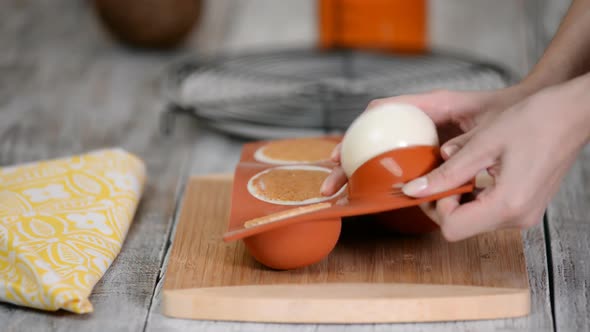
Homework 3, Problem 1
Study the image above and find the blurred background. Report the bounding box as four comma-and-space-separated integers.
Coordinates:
0, 0, 573, 156
175, 0, 568, 77
8, 0, 568, 75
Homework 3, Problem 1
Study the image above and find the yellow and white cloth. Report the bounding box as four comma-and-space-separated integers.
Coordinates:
0, 149, 146, 313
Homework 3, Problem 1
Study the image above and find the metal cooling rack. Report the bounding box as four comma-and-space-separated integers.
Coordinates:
161, 49, 512, 139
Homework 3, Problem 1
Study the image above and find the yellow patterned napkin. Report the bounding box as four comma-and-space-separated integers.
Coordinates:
0, 148, 146, 313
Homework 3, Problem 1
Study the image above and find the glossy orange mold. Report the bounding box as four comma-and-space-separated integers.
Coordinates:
348, 146, 439, 199
226, 138, 343, 270
348, 147, 441, 235
224, 136, 474, 270
244, 218, 341, 270
374, 207, 439, 235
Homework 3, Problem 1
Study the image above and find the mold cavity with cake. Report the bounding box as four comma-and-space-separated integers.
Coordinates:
247, 165, 346, 205
244, 165, 346, 270
254, 137, 338, 164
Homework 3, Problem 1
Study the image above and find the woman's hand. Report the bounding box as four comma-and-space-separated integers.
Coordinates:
402, 77, 590, 241
320, 86, 529, 196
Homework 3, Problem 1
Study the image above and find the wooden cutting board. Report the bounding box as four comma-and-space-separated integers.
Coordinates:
162, 175, 530, 323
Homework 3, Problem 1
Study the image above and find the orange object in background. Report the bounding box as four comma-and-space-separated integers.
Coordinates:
319, 0, 427, 53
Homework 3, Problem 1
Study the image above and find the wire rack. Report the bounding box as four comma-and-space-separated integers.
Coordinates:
161, 49, 512, 139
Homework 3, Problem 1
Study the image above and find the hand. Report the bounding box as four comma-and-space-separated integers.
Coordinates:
402, 79, 590, 241
320, 87, 528, 196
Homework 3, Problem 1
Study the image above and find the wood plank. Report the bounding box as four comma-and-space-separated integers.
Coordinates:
0, 1, 197, 330
546, 145, 590, 331
165, 284, 529, 323
0, 57, 194, 331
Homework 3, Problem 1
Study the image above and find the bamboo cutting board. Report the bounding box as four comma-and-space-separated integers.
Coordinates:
162, 175, 530, 323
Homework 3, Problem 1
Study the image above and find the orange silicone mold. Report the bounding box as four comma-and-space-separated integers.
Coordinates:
224, 136, 473, 270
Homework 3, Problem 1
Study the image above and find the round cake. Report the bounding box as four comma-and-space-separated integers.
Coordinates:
340, 103, 439, 177
254, 138, 338, 164
248, 165, 343, 205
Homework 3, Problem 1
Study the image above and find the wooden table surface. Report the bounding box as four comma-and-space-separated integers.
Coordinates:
1, 1, 586, 331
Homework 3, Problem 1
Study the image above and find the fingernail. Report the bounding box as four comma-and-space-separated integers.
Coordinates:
402, 177, 428, 196
442, 145, 459, 158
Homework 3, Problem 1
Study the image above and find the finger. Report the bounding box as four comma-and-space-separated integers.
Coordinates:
320, 166, 347, 196
418, 201, 439, 225
475, 169, 495, 189
437, 194, 461, 217
418, 194, 460, 226
440, 131, 474, 160
365, 93, 451, 124
487, 164, 501, 177
402, 135, 499, 197
330, 143, 342, 163
437, 188, 505, 241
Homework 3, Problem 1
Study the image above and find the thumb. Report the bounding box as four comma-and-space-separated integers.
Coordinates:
402, 134, 498, 198
330, 143, 342, 163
